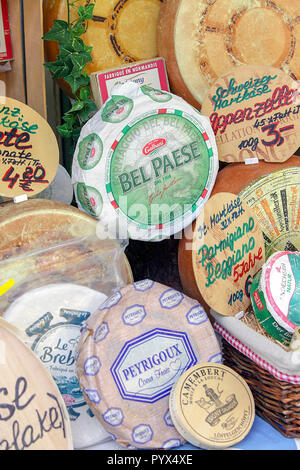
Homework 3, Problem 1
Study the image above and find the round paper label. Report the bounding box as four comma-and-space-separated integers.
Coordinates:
201, 65, 300, 163
169, 363, 255, 449
192, 192, 265, 315
0, 97, 59, 198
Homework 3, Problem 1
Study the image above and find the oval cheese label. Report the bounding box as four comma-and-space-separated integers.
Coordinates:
169, 363, 255, 449
0, 318, 73, 450
191, 192, 265, 315
201, 65, 300, 163
72, 82, 218, 241
0, 97, 59, 198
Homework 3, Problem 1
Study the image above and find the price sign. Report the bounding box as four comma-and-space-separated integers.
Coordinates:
201, 65, 300, 163
0, 97, 59, 198
191, 193, 265, 315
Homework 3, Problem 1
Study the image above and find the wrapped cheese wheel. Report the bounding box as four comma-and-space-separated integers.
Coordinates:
178, 156, 300, 310
76, 280, 221, 449
72, 81, 218, 241
157, 0, 300, 108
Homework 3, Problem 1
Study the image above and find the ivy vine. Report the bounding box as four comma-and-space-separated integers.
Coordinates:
43, 0, 97, 141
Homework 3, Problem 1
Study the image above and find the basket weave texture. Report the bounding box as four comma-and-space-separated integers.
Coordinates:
222, 340, 300, 438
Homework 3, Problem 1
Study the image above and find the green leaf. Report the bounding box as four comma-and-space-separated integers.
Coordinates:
42, 20, 70, 44
77, 4, 95, 21
64, 73, 90, 94
71, 20, 86, 37
57, 123, 74, 138
78, 100, 97, 122
79, 86, 91, 101
70, 51, 92, 71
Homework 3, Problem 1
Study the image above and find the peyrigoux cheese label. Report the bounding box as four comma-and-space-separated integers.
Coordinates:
169, 363, 255, 450
72, 81, 218, 241
76, 280, 221, 449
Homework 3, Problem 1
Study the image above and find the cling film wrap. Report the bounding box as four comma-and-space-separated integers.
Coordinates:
0, 232, 130, 449
72, 81, 219, 241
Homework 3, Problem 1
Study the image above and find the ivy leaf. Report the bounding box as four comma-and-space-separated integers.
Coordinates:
77, 4, 95, 21
42, 20, 70, 44
64, 72, 90, 95
79, 86, 91, 101
71, 20, 86, 37
78, 100, 97, 122
70, 51, 92, 71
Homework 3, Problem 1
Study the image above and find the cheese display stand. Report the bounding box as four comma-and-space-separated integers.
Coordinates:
0, 0, 299, 456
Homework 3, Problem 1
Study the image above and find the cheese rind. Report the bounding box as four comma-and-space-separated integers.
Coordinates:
76, 280, 221, 448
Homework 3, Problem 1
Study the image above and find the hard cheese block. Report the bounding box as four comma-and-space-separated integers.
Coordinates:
43, 0, 164, 95
72, 81, 218, 241
3, 283, 109, 449
0, 318, 73, 450
76, 280, 221, 449
178, 156, 300, 308
157, 0, 300, 108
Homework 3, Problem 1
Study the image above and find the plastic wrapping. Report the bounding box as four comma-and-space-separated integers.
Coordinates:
0, 231, 131, 449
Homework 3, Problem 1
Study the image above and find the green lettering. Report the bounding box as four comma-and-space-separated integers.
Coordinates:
119, 172, 132, 194
130, 169, 142, 188
163, 154, 175, 174
151, 157, 162, 177
190, 141, 201, 159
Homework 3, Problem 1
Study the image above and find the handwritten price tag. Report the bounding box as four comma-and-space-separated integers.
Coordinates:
0, 97, 59, 198
192, 192, 265, 315
202, 65, 300, 163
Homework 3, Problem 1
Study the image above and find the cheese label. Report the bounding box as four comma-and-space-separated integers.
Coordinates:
250, 270, 292, 346
239, 167, 300, 258
72, 81, 219, 241
0, 97, 59, 198
261, 251, 300, 333
76, 182, 103, 218
107, 109, 213, 228
111, 328, 197, 403
201, 65, 300, 163
0, 319, 72, 450
78, 134, 103, 170
192, 192, 265, 315
101, 95, 134, 123
169, 363, 255, 449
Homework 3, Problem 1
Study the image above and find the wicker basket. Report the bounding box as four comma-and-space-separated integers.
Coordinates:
222, 338, 300, 438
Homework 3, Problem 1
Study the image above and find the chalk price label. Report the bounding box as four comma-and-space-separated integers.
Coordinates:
192, 193, 265, 315
0, 97, 59, 198
201, 65, 300, 163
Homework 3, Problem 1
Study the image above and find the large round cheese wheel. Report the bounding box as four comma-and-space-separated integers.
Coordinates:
157, 0, 300, 108
178, 156, 300, 311
43, 0, 164, 95
76, 280, 221, 449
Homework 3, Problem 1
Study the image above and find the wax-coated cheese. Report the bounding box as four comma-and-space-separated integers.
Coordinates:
76, 280, 221, 449
72, 81, 218, 241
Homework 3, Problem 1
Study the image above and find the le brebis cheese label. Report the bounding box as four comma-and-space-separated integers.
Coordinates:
0, 97, 59, 198
0, 318, 73, 450
72, 81, 218, 241
76, 280, 221, 449
169, 363, 255, 450
201, 65, 300, 163
192, 192, 265, 315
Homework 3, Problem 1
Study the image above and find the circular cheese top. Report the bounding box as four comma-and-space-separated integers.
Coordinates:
3, 283, 110, 449
76, 279, 222, 449
0, 318, 73, 450
169, 363, 255, 449
72, 81, 218, 241
168, 0, 300, 107
260, 251, 300, 333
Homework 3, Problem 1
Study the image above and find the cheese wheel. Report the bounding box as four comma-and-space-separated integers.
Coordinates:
178, 156, 300, 310
157, 0, 300, 108
43, 0, 164, 96
76, 280, 221, 449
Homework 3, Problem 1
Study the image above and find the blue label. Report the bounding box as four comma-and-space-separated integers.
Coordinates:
133, 280, 154, 292
102, 408, 124, 426
122, 305, 146, 326
132, 424, 153, 445
111, 328, 197, 403
186, 305, 207, 325
159, 289, 184, 309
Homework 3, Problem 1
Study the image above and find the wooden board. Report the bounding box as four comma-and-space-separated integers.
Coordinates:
0, 318, 73, 450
